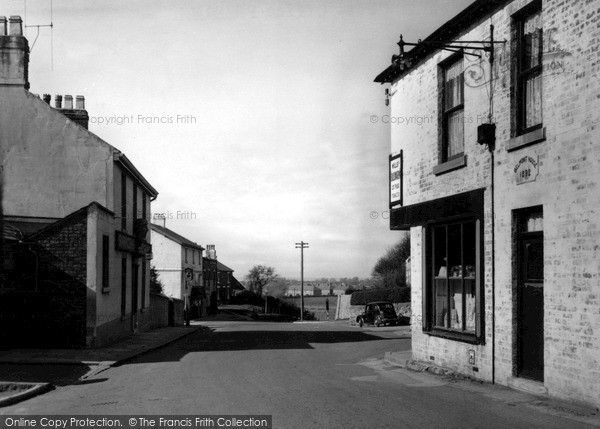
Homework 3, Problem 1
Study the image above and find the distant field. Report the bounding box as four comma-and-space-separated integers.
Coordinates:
281, 295, 339, 308
281, 296, 341, 320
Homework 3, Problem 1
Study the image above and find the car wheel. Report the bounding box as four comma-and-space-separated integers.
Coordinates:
358, 317, 364, 327
375, 316, 383, 327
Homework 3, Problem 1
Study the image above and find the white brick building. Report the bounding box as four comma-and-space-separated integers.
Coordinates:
375, 0, 600, 407
150, 222, 204, 309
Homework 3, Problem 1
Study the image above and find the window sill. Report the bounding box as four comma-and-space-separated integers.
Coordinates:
424, 327, 484, 345
508, 127, 545, 152
102, 288, 110, 294
433, 155, 467, 176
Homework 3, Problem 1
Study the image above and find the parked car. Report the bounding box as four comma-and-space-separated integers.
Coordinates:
356, 301, 407, 327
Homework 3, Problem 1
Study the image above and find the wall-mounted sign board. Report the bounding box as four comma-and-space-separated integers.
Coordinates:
390, 151, 403, 208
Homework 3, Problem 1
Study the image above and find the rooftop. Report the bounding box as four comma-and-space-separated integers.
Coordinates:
374, 0, 510, 84
150, 223, 204, 251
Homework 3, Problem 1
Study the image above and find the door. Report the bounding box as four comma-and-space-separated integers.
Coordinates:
131, 262, 139, 332
517, 233, 544, 381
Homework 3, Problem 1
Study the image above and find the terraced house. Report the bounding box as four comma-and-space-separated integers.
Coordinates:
150, 221, 204, 315
375, 0, 600, 407
1, 17, 158, 347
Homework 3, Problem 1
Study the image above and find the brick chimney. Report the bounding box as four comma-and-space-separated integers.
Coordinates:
62, 94, 89, 129
152, 213, 166, 228
0, 16, 30, 89
52, 93, 90, 129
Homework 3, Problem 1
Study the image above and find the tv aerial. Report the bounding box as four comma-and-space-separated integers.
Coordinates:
24, 0, 54, 69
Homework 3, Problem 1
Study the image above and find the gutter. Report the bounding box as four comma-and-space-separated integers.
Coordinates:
113, 151, 159, 198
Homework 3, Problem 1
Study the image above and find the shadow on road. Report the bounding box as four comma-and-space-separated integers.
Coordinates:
128, 328, 398, 365
0, 364, 102, 387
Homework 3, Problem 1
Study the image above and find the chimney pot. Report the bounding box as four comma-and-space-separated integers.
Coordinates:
75, 95, 85, 110
64, 95, 73, 109
0, 17, 7, 36
55, 95, 62, 108
8, 16, 22, 36
43, 94, 51, 104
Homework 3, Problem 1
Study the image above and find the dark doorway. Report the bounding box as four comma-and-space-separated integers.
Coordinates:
516, 209, 544, 381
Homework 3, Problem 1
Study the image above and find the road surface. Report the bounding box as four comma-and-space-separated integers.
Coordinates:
1, 321, 596, 428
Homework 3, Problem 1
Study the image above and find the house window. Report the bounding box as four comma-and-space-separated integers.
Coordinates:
442, 56, 464, 161
102, 235, 110, 292
185, 248, 188, 263
142, 193, 147, 220
427, 219, 482, 341
121, 173, 127, 231
517, 3, 543, 134
121, 257, 127, 317
133, 185, 138, 220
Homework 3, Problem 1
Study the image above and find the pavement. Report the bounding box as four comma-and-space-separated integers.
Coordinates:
0, 323, 204, 406
383, 349, 600, 427
0, 325, 204, 367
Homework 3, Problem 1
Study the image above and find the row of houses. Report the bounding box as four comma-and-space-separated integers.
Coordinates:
376, 0, 600, 407
150, 221, 243, 317
284, 282, 348, 297
0, 17, 241, 348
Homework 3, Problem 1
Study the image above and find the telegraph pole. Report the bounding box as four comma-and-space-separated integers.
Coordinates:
295, 241, 309, 321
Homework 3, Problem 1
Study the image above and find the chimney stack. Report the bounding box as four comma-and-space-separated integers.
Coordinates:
52, 94, 89, 129
152, 214, 166, 228
0, 15, 29, 88
206, 245, 217, 260
43, 94, 51, 104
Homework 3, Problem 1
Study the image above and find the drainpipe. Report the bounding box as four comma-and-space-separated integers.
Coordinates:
489, 23, 497, 385
490, 148, 496, 384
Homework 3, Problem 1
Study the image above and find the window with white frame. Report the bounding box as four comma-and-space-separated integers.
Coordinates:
517, 2, 543, 134
426, 218, 482, 342
442, 56, 464, 161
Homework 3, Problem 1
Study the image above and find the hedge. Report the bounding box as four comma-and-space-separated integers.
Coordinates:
350, 287, 411, 306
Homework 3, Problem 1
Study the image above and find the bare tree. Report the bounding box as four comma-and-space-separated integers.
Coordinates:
246, 265, 278, 298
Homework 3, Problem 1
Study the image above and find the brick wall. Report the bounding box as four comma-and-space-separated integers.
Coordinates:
34, 210, 88, 285
389, 0, 600, 407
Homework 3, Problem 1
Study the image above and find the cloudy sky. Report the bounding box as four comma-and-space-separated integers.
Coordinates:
6, 0, 472, 279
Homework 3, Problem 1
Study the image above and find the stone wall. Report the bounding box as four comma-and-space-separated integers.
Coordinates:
171, 298, 185, 326
142, 293, 170, 331
336, 293, 411, 325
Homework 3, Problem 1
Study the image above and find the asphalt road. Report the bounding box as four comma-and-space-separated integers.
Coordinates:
1, 321, 596, 428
